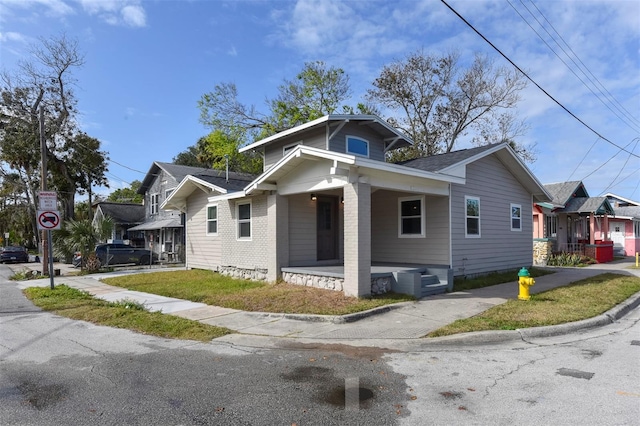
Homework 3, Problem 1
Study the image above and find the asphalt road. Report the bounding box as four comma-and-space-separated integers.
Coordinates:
2, 264, 639, 425
0, 265, 411, 425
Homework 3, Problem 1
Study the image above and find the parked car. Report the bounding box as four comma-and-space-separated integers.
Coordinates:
0, 246, 30, 264
94, 243, 158, 266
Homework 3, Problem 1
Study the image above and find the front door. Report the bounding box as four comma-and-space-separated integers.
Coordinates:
610, 221, 625, 254
317, 196, 338, 261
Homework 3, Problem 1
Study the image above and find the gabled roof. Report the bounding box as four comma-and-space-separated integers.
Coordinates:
604, 192, 640, 207
560, 196, 615, 215
162, 170, 257, 212
543, 181, 589, 205
612, 205, 640, 220
401, 143, 551, 203
138, 161, 255, 194
238, 114, 412, 153
94, 202, 145, 224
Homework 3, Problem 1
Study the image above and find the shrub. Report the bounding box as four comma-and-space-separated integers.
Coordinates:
547, 252, 596, 267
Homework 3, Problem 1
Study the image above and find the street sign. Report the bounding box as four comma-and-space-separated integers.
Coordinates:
37, 210, 61, 230
38, 191, 58, 210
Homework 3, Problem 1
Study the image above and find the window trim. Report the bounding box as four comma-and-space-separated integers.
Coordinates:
398, 195, 426, 238
165, 188, 175, 199
236, 200, 252, 241
150, 193, 159, 215
206, 204, 218, 236
345, 135, 370, 158
465, 196, 481, 238
283, 141, 303, 156
633, 220, 640, 238
510, 203, 522, 231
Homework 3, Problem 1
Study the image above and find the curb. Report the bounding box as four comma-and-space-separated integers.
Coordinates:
422, 290, 640, 346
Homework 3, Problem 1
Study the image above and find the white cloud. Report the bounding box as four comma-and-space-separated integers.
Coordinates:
121, 4, 146, 27
75, 0, 147, 27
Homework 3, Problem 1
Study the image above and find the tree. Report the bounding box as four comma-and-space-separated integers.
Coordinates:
0, 33, 110, 226
196, 61, 361, 173
268, 60, 352, 131
107, 180, 143, 204
53, 216, 113, 271
367, 51, 532, 161
196, 131, 262, 175
173, 144, 209, 168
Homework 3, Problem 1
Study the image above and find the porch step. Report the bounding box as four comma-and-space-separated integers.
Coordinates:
421, 274, 448, 297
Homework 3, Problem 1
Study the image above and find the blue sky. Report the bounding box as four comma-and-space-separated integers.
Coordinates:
1, 0, 639, 201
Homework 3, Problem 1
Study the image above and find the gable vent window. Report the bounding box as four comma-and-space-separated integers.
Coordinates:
346, 136, 369, 158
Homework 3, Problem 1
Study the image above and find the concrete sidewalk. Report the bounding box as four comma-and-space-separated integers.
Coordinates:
11, 259, 640, 342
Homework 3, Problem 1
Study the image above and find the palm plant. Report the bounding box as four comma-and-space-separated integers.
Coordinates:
53, 217, 113, 271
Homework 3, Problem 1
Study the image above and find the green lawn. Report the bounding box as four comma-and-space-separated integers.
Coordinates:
428, 273, 640, 337
101, 269, 415, 315
24, 285, 232, 341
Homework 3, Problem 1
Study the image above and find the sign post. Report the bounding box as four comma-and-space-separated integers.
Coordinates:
37, 191, 61, 290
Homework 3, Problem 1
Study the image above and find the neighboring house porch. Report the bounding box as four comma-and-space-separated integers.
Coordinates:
533, 181, 615, 263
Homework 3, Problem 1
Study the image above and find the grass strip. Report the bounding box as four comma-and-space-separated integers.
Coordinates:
428, 273, 640, 337
24, 285, 232, 341
453, 267, 554, 291
101, 269, 415, 315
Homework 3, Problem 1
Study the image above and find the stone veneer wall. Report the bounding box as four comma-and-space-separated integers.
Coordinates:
533, 239, 554, 266
218, 265, 268, 281
281, 272, 392, 295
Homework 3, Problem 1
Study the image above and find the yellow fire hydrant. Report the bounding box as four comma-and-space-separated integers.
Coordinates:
518, 267, 535, 301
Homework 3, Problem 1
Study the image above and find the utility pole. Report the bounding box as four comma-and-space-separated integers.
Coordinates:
38, 107, 53, 286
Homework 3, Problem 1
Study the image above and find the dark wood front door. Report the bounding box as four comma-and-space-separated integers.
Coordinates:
317, 196, 338, 261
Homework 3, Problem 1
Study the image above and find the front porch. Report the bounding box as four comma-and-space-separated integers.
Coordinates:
281, 263, 453, 299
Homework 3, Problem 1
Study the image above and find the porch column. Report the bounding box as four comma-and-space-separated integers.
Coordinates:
267, 193, 289, 282
603, 213, 609, 240
589, 215, 595, 244
343, 181, 371, 297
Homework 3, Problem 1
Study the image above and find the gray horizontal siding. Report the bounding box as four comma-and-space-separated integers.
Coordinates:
288, 194, 317, 266
451, 155, 533, 277
219, 195, 269, 270
371, 190, 449, 264
328, 123, 385, 162
185, 191, 221, 271
264, 127, 326, 169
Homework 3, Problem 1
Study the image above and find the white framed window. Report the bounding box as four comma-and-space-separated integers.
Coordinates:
165, 188, 175, 199
283, 141, 303, 156
398, 196, 425, 238
511, 204, 522, 231
465, 196, 480, 238
634, 221, 640, 238
150, 193, 159, 215
207, 204, 218, 235
346, 135, 369, 157
545, 215, 557, 238
237, 201, 252, 240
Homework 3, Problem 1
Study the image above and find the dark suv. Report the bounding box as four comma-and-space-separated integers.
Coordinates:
95, 243, 157, 266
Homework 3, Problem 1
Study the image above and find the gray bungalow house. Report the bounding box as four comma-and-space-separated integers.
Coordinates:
130, 162, 255, 262
163, 115, 551, 298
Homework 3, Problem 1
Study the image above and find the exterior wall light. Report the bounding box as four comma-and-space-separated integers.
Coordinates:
310, 193, 317, 201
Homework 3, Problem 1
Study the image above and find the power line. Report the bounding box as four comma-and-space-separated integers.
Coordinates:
439, 0, 640, 160
507, 0, 640, 133
526, 0, 640, 128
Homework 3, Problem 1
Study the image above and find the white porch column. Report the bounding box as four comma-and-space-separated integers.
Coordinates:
267, 193, 289, 282
343, 181, 371, 297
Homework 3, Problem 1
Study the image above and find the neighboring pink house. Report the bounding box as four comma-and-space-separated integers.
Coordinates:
604, 193, 640, 257
533, 181, 616, 263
